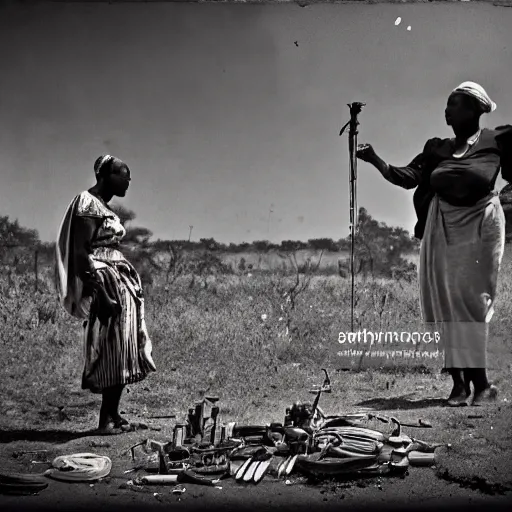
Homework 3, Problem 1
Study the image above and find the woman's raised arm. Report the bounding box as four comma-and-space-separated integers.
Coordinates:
356, 141, 435, 190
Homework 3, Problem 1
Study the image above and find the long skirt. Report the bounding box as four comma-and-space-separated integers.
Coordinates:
419, 191, 505, 368
81, 263, 156, 393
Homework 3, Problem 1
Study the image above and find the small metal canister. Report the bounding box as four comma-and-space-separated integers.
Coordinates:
213, 422, 222, 446
173, 424, 186, 447
225, 422, 236, 439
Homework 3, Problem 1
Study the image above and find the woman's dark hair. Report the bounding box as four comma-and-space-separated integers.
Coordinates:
94, 155, 115, 178
94, 155, 131, 180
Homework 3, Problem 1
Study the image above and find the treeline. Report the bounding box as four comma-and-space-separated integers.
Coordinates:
0, 216, 53, 265
153, 237, 360, 253
0, 214, 421, 259
111, 203, 421, 254
152, 235, 419, 254
0, 206, 422, 272
0, 207, 423, 287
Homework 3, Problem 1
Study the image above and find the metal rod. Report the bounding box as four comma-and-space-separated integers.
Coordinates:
340, 102, 365, 333
349, 124, 356, 333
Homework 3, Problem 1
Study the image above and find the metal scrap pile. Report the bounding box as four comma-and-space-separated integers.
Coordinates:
129, 390, 447, 488
0, 373, 448, 497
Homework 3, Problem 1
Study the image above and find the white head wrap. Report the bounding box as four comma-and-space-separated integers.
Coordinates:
452, 81, 496, 113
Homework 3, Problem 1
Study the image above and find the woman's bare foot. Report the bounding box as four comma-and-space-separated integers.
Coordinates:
471, 384, 498, 406
111, 415, 130, 429
446, 383, 470, 407
92, 422, 125, 436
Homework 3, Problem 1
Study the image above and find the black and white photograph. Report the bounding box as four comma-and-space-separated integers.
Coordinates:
0, 0, 511, 510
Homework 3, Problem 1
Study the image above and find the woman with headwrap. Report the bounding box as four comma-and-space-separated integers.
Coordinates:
55, 155, 156, 434
357, 82, 512, 406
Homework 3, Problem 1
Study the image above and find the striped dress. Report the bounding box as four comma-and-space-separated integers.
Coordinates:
56, 191, 156, 393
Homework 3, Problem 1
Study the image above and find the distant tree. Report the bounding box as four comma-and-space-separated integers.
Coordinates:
152, 239, 172, 252
347, 207, 418, 279
123, 226, 153, 246
0, 216, 40, 267
308, 238, 338, 251
199, 238, 220, 251
280, 240, 304, 252
337, 238, 351, 251
109, 203, 136, 226
171, 239, 191, 251
252, 240, 271, 252
0, 216, 39, 249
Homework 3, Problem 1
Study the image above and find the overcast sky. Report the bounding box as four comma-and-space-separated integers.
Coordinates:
1, 1, 511, 244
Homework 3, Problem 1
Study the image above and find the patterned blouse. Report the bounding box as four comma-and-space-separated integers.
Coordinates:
75, 191, 127, 265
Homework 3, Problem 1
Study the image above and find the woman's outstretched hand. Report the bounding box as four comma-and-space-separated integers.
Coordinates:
356, 143, 378, 164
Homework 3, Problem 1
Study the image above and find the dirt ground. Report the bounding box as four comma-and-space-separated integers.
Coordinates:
2, 396, 512, 512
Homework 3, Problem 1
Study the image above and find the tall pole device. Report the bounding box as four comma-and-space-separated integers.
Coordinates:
339, 102, 366, 333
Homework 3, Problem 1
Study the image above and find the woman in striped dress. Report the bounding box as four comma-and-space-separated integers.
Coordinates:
357, 82, 511, 406
55, 155, 156, 433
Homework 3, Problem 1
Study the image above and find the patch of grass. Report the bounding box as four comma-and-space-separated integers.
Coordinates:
0, 246, 511, 430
